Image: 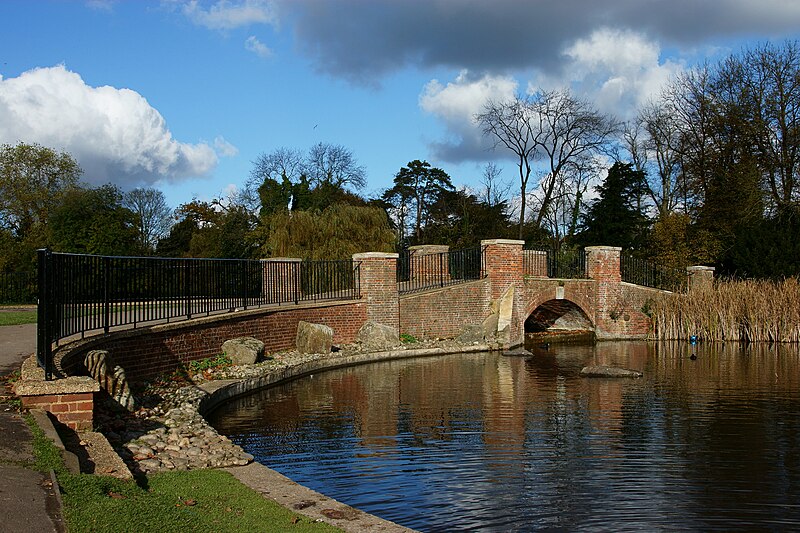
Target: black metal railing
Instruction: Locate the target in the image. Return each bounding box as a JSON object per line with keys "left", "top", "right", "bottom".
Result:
{"left": 621, "top": 254, "right": 686, "bottom": 292}
{"left": 0, "top": 271, "right": 37, "bottom": 304}
{"left": 36, "top": 250, "right": 361, "bottom": 379}
{"left": 523, "top": 247, "right": 588, "bottom": 279}
{"left": 397, "top": 246, "right": 486, "bottom": 294}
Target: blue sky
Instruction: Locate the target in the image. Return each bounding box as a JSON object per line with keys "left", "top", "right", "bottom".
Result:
{"left": 2, "top": 0, "right": 800, "bottom": 210}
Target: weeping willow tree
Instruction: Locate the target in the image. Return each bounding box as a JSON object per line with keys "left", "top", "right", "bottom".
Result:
{"left": 262, "top": 204, "right": 395, "bottom": 260}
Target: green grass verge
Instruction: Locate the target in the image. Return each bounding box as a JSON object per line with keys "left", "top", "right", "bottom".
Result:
{"left": 24, "top": 414, "right": 340, "bottom": 533}
{"left": 0, "top": 310, "right": 37, "bottom": 325}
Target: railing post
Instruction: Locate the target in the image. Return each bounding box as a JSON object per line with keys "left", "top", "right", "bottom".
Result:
{"left": 36, "top": 249, "right": 52, "bottom": 380}
{"left": 687, "top": 266, "right": 715, "bottom": 292}
{"left": 103, "top": 256, "right": 111, "bottom": 334}
{"left": 353, "top": 252, "right": 400, "bottom": 333}
{"left": 184, "top": 259, "right": 192, "bottom": 319}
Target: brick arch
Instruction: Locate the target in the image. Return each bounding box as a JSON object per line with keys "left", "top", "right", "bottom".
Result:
{"left": 524, "top": 298, "right": 594, "bottom": 332}
{"left": 523, "top": 282, "right": 595, "bottom": 325}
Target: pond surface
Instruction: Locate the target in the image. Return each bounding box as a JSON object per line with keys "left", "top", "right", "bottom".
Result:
{"left": 208, "top": 342, "right": 800, "bottom": 531}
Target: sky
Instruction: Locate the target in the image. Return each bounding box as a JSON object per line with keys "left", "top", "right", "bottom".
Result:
{"left": 2, "top": 0, "right": 800, "bottom": 211}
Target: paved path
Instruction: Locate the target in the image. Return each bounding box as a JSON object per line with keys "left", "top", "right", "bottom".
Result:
{"left": 0, "top": 323, "right": 36, "bottom": 376}
{"left": 0, "top": 319, "right": 63, "bottom": 532}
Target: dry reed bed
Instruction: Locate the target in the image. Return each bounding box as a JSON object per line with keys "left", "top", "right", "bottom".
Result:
{"left": 652, "top": 278, "right": 800, "bottom": 343}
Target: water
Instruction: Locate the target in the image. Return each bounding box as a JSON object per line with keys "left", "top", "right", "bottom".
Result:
{"left": 208, "top": 342, "right": 800, "bottom": 531}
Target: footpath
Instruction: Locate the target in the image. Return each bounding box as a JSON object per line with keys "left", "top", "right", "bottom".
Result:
{"left": 0, "top": 321, "right": 64, "bottom": 532}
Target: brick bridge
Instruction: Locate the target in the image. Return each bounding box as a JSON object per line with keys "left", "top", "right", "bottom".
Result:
{"left": 389, "top": 240, "right": 705, "bottom": 347}
{"left": 18, "top": 239, "right": 717, "bottom": 430}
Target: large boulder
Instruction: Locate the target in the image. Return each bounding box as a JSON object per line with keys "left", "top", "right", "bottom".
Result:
{"left": 356, "top": 321, "right": 399, "bottom": 351}
{"left": 580, "top": 365, "right": 643, "bottom": 378}
{"left": 456, "top": 324, "right": 485, "bottom": 344}
{"left": 221, "top": 337, "right": 265, "bottom": 365}
{"left": 296, "top": 321, "right": 334, "bottom": 354}
{"left": 84, "top": 350, "right": 136, "bottom": 411}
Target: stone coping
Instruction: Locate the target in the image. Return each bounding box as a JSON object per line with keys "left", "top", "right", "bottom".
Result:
{"left": 14, "top": 355, "right": 99, "bottom": 396}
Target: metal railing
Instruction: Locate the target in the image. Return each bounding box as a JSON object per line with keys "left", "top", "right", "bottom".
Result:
{"left": 621, "top": 254, "right": 686, "bottom": 292}
{"left": 397, "top": 246, "right": 486, "bottom": 294}
{"left": 523, "top": 247, "right": 588, "bottom": 279}
{"left": 36, "top": 250, "right": 361, "bottom": 379}
{"left": 0, "top": 271, "right": 37, "bottom": 304}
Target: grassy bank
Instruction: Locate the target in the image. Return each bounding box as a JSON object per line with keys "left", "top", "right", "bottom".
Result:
{"left": 651, "top": 277, "right": 800, "bottom": 342}
{"left": 0, "top": 310, "right": 37, "bottom": 326}
{"left": 25, "top": 415, "right": 339, "bottom": 533}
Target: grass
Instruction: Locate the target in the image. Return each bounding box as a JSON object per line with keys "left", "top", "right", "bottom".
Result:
{"left": 0, "top": 310, "right": 37, "bottom": 325}
{"left": 24, "top": 414, "right": 340, "bottom": 533}
{"left": 651, "top": 277, "right": 800, "bottom": 343}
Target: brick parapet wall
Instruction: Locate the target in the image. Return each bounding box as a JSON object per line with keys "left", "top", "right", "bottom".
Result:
{"left": 55, "top": 301, "right": 366, "bottom": 382}
{"left": 399, "top": 278, "right": 491, "bottom": 340}
{"left": 353, "top": 252, "right": 400, "bottom": 332}
{"left": 21, "top": 392, "right": 94, "bottom": 430}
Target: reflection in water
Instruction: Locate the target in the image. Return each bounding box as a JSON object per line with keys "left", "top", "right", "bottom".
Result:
{"left": 208, "top": 343, "right": 800, "bottom": 531}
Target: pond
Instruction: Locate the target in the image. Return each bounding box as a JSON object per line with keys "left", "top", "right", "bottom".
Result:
{"left": 207, "top": 342, "right": 800, "bottom": 531}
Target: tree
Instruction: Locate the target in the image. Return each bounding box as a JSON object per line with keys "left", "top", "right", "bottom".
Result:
{"left": 578, "top": 162, "right": 649, "bottom": 250}
{"left": 0, "top": 142, "right": 81, "bottom": 240}
{"left": 49, "top": 185, "right": 139, "bottom": 256}
{"left": 476, "top": 96, "right": 541, "bottom": 239}
{"left": 123, "top": 187, "right": 173, "bottom": 254}
{"left": 480, "top": 162, "right": 512, "bottom": 208}
{"left": 263, "top": 204, "right": 394, "bottom": 260}
{"left": 477, "top": 90, "right": 617, "bottom": 239}
{"left": 305, "top": 142, "right": 367, "bottom": 191}
{"left": 422, "top": 187, "right": 514, "bottom": 247}
{"left": 531, "top": 89, "right": 619, "bottom": 230}
{"left": 382, "top": 160, "right": 453, "bottom": 243}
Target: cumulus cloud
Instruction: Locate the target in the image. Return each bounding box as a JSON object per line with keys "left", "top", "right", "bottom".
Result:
{"left": 419, "top": 71, "right": 518, "bottom": 162}
{"left": 214, "top": 136, "right": 239, "bottom": 157}
{"left": 541, "top": 28, "right": 684, "bottom": 119}
{"left": 0, "top": 65, "right": 223, "bottom": 187}
{"left": 272, "top": 0, "right": 800, "bottom": 82}
{"left": 245, "top": 35, "right": 272, "bottom": 57}
{"left": 182, "top": 0, "right": 276, "bottom": 30}
{"left": 419, "top": 30, "right": 686, "bottom": 162}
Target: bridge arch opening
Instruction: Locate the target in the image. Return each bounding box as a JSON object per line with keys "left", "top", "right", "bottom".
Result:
{"left": 525, "top": 299, "right": 594, "bottom": 339}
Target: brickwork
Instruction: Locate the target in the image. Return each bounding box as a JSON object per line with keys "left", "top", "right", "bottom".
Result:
{"left": 353, "top": 252, "right": 400, "bottom": 332}
{"left": 482, "top": 239, "right": 526, "bottom": 346}
{"left": 57, "top": 301, "right": 367, "bottom": 382}
{"left": 21, "top": 392, "right": 94, "bottom": 430}
{"left": 399, "top": 278, "right": 490, "bottom": 339}
{"left": 687, "top": 266, "right": 715, "bottom": 291}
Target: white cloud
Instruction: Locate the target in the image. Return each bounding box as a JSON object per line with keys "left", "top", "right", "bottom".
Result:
{"left": 245, "top": 35, "right": 272, "bottom": 57}
{"left": 536, "top": 28, "right": 684, "bottom": 119}
{"left": 214, "top": 136, "right": 239, "bottom": 157}
{"left": 419, "top": 71, "right": 518, "bottom": 161}
{"left": 182, "top": 0, "right": 276, "bottom": 30}
{"left": 0, "top": 65, "right": 219, "bottom": 187}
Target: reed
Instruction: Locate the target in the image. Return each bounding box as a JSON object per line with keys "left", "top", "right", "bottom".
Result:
{"left": 651, "top": 277, "right": 800, "bottom": 343}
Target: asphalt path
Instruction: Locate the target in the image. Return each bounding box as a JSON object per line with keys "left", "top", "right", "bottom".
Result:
{"left": 0, "top": 323, "right": 36, "bottom": 376}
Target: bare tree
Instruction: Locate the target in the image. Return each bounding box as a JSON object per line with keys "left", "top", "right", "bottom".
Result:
{"left": 123, "top": 187, "right": 173, "bottom": 253}
{"left": 625, "top": 101, "right": 683, "bottom": 217}
{"left": 531, "top": 89, "right": 619, "bottom": 228}
{"left": 305, "top": 142, "right": 367, "bottom": 190}
{"left": 480, "top": 162, "right": 512, "bottom": 207}
{"left": 476, "top": 96, "right": 542, "bottom": 239}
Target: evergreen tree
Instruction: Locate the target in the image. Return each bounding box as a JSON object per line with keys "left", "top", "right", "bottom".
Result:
{"left": 578, "top": 162, "right": 649, "bottom": 250}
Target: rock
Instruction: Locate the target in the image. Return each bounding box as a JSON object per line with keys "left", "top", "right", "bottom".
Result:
{"left": 296, "top": 321, "right": 334, "bottom": 354}
{"left": 580, "top": 365, "right": 643, "bottom": 378}
{"left": 456, "top": 325, "right": 485, "bottom": 344}
{"left": 221, "top": 337, "right": 265, "bottom": 365}
{"left": 502, "top": 347, "right": 532, "bottom": 357}
{"left": 355, "top": 321, "right": 399, "bottom": 350}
